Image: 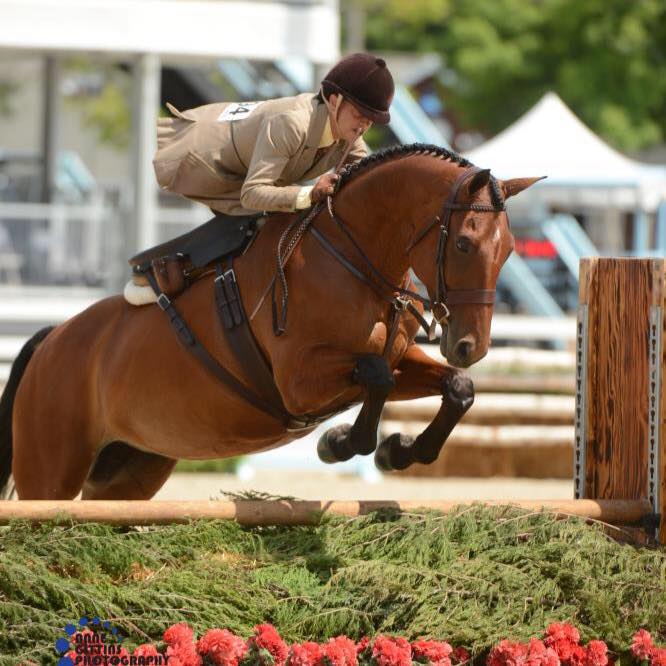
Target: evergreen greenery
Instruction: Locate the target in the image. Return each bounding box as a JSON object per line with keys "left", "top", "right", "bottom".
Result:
{"left": 0, "top": 504, "right": 664, "bottom": 664}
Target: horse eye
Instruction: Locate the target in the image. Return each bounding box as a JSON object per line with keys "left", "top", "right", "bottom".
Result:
{"left": 456, "top": 237, "right": 470, "bottom": 253}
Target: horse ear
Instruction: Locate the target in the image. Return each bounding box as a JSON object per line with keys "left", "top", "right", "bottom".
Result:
{"left": 467, "top": 168, "right": 491, "bottom": 196}
{"left": 502, "top": 176, "right": 546, "bottom": 199}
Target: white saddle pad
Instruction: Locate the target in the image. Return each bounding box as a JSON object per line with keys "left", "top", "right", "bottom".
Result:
{"left": 124, "top": 280, "right": 157, "bottom": 306}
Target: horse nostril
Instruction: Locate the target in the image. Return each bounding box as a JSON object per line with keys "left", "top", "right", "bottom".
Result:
{"left": 455, "top": 340, "right": 472, "bottom": 362}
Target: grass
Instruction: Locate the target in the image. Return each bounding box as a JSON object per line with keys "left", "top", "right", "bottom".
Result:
{"left": 0, "top": 504, "right": 664, "bottom": 665}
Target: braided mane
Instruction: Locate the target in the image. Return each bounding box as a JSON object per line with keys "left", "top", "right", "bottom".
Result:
{"left": 336, "top": 142, "right": 505, "bottom": 209}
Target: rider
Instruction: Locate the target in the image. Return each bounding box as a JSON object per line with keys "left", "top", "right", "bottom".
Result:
{"left": 153, "top": 53, "right": 394, "bottom": 217}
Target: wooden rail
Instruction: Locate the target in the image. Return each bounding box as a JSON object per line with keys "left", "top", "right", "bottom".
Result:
{"left": 383, "top": 394, "right": 574, "bottom": 426}
{"left": 0, "top": 499, "right": 654, "bottom": 527}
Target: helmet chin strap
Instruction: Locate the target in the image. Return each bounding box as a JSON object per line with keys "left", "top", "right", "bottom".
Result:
{"left": 320, "top": 87, "right": 363, "bottom": 172}
{"left": 321, "top": 86, "right": 344, "bottom": 140}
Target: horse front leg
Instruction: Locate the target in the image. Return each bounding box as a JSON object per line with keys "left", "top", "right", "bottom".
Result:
{"left": 318, "top": 355, "right": 394, "bottom": 463}
{"left": 374, "top": 344, "right": 474, "bottom": 471}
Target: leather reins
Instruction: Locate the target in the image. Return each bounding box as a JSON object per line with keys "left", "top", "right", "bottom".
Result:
{"left": 311, "top": 165, "right": 505, "bottom": 349}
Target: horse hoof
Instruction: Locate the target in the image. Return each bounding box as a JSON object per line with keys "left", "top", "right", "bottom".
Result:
{"left": 374, "top": 433, "right": 414, "bottom": 472}
{"left": 317, "top": 424, "right": 354, "bottom": 463}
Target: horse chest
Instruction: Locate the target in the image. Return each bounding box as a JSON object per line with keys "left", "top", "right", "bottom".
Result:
{"left": 368, "top": 321, "right": 409, "bottom": 361}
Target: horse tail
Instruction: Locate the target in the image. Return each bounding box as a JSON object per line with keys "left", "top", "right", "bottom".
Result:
{"left": 0, "top": 326, "right": 54, "bottom": 498}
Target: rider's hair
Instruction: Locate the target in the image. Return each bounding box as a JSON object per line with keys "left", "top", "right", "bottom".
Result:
{"left": 319, "top": 83, "right": 335, "bottom": 101}
{"left": 335, "top": 142, "right": 505, "bottom": 209}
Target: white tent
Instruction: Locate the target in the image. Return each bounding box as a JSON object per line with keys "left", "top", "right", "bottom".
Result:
{"left": 464, "top": 92, "right": 666, "bottom": 213}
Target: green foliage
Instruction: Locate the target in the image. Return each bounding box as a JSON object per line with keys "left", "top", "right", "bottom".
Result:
{"left": 63, "top": 59, "right": 131, "bottom": 150}
{"left": 78, "top": 81, "right": 131, "bottom": 150}
{"left": 364, "top": 0, "right": 666, "bottom": 151}
{"left": 174, "top": 457, "right": 243, "bottom": 474}
{"left": 0, "top": 505, "right": 664, "bottom": 664}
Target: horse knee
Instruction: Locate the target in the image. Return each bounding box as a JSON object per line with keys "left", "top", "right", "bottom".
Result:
{"left": 442, "top": 371, "right": 474, "bottom": 413}
{"left": 352, "top": 355, "right": 394, "bottom": 394}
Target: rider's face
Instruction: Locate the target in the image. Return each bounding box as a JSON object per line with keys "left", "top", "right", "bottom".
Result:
{"left": 329, "top": 94, "right": 373, "bottom": 143}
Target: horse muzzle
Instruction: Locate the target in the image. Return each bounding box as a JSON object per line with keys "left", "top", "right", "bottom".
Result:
{"left": 441, "top": 331, "right": 486, "bottom": 368}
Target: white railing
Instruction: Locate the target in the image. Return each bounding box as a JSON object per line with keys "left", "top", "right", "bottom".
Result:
{"left": 0, "top": 199, "right": 213, "bottom": 289}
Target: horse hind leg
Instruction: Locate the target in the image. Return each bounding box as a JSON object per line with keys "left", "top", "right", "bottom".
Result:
{"left": 12, "top": 382, "right": 98, "bottom": 500}
{"left": 81, "top": 442, "right": 177, "bottom": 500}
{"left": 317, "top": 355, "right": 394, "bottom": 463}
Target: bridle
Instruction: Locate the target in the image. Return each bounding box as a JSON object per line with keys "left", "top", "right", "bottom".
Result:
{"left": 404, "top": 165, "right": 505, "bottom": 337}
{"left": 268, "top": 164, "right": 506, "bottom": 352}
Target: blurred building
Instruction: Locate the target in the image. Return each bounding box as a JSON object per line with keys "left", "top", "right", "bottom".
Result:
{"left": 0, "top": 0, "right": 339, "bottom": 289}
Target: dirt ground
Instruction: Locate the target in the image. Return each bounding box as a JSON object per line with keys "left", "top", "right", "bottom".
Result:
{"left": 155, "top": 470, "right": 574, "bottom": 501}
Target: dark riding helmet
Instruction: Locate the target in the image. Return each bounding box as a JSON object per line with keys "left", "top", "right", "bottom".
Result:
{"left": 321, "top": 52, "right": 394, "bottom": 125}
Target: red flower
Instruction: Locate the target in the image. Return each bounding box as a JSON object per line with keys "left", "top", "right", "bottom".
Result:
{"left": 584, "top": 641, "right": 608, "bottom": 666}
{"left": 167, "top": 641, "right": 204, "bottom": 666}
{"left": 568, "top": 645, "right": 587, "bottom": 666}
{"left": 412, "top": 639, "right": 453, "bottom": 666}
{"left": 372, "top": 636, "right": 413, "bottom": 666}
{"left": 249, "top": 624, "right": 289, "bottom": 666}
{"left": 543, "top": 624, "right": 581, "bottom": 665}
{"left": 197, "top": 628, "right": 248, "bottom": 666}
{"left": 70, "top": 628, "right": 95, "bottom": 656}
{"left": 545, "top": 624, "right": 580, "bottom": 643}
{"left": 289, "top": 642, "right": 323, "bottom": 666}
{"left": 164, "top": 622, "right": 197, "bottom": 647}
{"left": 134, "top": 644, "right": 161, "bottom": 657}
{"left": 322, "top": 636, "right": 358, "bottom": 666}
{"left": 452, "top": 647, "right": 471, "bottom": 665}
{"left": 651, "top": 648, "right": 666, "bottom": 666}
{"left": 525, "top": 639, "right": 560, "bottom": 666}
{"left": 356, "top": 637, "right": 371, "bottom": 657}
{"left": 487, "top": 639, "right": 528, "bottom": 666}
{"left": 631, "top": 630, "right": 655, "bottom": 661}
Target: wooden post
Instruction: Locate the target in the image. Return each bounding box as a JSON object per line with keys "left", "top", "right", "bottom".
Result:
{"left": 576, "top": 258, "right": 665, "bottom": 542}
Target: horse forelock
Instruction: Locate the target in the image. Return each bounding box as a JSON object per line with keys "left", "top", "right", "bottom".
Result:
{"left": 334, "top": 142, "right": 505, "bottom": 209}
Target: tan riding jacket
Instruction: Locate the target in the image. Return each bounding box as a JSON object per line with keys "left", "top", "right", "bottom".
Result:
{"left": 153, "top": 93, "right": 369, "bottom": 215}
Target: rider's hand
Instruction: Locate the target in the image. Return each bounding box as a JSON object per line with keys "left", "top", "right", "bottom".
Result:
{"left": 310, "top": 173, "right": 339, "bottom": 204}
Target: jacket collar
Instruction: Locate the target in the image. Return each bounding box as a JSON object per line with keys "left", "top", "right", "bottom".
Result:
{"left": 304, "top": 96, "right": 333, "bottom": 149}
{"left": 318, "top": 116, "right": 335, "bottom": 148}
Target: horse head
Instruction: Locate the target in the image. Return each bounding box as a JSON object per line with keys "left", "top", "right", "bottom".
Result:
{"left": 409, "top": 167, "right": 544, "bottom": 368}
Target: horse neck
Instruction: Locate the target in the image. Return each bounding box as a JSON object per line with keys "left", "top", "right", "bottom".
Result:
{"left": 331, "top": 156, "right": 462, "bottom": 284}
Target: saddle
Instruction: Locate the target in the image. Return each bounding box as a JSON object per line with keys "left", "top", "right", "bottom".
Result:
{"left": 129, "top": 212, "right": 261, "bottom": 298}
{"left": 128, "top": 210, "right": 330, "bottom": 431}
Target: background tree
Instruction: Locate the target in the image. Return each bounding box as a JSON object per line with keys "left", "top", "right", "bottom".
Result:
{"left": 363, "top": 0, "right": 666, "bottom": 152}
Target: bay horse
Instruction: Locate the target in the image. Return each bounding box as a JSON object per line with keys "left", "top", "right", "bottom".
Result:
{"left": 0, "top": 144, "right": 541, "bottom": 501}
